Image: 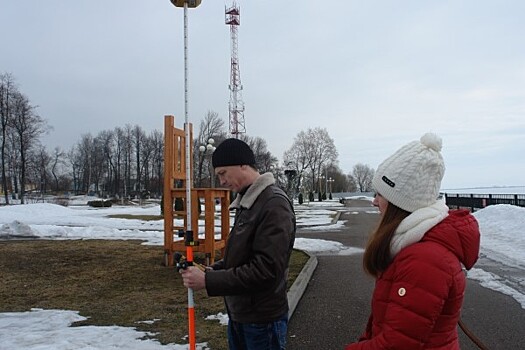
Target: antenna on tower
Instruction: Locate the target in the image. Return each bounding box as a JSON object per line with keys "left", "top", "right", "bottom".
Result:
{"left": 225, "top": 1, "right": 246, "bottom": 138}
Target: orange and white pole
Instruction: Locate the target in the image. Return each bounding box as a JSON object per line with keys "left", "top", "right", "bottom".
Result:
{"left": 186, "top": 244, "right": 196, "bottom": 349}
{"left": 183, "top": 2, "right": 196, "bottom": 349}
{"left": 169, "top": 1, "right": 203, "bottom": 349}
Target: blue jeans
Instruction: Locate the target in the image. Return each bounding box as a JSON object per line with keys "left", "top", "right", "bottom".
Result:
{"left": 227, "top": 314, "right": 288, "bottom": 350}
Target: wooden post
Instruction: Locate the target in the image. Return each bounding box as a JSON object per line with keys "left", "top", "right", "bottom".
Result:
{"left": 163, "top": 115, "right": 175, "bottom": 267}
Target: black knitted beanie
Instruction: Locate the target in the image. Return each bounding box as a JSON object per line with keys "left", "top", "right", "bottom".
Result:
{"left": 212, "top": 138, "right": 256, "bottom": 168}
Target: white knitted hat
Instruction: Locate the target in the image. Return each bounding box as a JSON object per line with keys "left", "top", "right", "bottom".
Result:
{"left": 372, "top": 133, "right": 445, "bottom": 212}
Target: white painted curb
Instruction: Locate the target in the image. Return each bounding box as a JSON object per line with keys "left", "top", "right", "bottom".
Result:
{"left": 287, "top": 251, "right": 318, "bottom": 319}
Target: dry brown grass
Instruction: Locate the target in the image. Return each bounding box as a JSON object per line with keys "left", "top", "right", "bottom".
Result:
{"left": 0, "top": 239, "right": 309, "bottom": 349}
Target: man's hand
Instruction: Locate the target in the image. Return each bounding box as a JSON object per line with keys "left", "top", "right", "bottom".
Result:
{"left": 180, "top": 266, "right": 206, "bottom": 291}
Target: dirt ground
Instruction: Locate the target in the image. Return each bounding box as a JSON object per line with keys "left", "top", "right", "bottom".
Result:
{"left": 0, "top": 239, "right": 308, "bottom": 349}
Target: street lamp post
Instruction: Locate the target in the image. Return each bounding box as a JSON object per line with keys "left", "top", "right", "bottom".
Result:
{"left": 327, "top": 177, "right": 335, "bottom": 198}
{"left": 199, "top": 138, "right": 216, "bottom": 187}
{"left": 318, "top": 175, "right": 325, "bottom": 201}
{"left": 325, "top": 168, "right": 328, "bottom": 195}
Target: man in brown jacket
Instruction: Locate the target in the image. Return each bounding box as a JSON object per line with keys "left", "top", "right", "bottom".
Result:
{"left": 180, "top": 138, "right": 296, "bottom": 350}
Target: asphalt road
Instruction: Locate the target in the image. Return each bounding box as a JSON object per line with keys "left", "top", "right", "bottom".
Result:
{"left": 287, "top": 199, "right": 525, "bottom": 350}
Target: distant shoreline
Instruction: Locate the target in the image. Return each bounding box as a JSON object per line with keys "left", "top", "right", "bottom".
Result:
{"left": 441, "top": 186, "right": 525, "bottom": 194}
{"left": 333, "top": 187, "right": 525, "bottom": 198}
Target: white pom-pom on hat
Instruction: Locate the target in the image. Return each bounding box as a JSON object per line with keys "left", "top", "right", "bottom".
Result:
{"left": 420, "top": 132, "right": 442, "bottom": 152}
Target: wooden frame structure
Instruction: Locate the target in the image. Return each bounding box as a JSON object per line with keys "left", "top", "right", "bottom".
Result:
{"left": 163, "top": 115, "right": 230, "bottom": 266}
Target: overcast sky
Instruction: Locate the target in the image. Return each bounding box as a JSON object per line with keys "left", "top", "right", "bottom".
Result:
{"left": 1, "top": 0, "right": 524, "bottom": 189}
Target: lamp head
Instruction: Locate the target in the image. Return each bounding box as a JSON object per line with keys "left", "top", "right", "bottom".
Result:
{"left": 170, "top": 0, "right": 202, "bottom": 8}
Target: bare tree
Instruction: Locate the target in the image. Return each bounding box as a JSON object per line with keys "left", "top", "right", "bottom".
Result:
{"left": 9, "top": 91, "right": 49, "bottom": 203}
{"left": 346, "top": 173, "right": 358, "bottom": 192}
{"left": 195, "top": 111, "right": 226, "bottom": 187}
{"left": 283, "top": 127, "right": 338, "bottom": 195}
{"left": 113, "top": 127, "right": 125, "bottom": 197}
{"left": 310, "top": 128, "right": 338, "bottom": 191}
{"left": 30, "top": 146, "right": 52, "bottom": 197}
{"left": 132, "top": 125, "right": 146, "bottom": 195}
{"left": 352, "top": 163, "right": 375, "bottom": 192}
{"left": 138, "top": 130, "right": 157, "bottom": 197}
{"left": 91, "top": 133, "right": 107, "bottom": 195}
{"left": 325, "top": 164, "right": 348, "bottom": 194}
{"left": 50, "top": 147, "right": 66, "bottom": 192}
{"left": 45, "top": 146, "right": 71, "bottom": 193}
{"left": 149, "top": 129, "right": 164, "bottom": 196}
{"left": 7, "top": 131, "right": 21, "bottom": 199}
{"left": 0, "top": 73, "right": 16, "bottom": 203}
{"left": 96, "top": 128, "right": 125, "bottom": 197}
{"left": 123, "top": 125, "right": 133, "bottom": 199}
{"left": 283, "top": 132, "right": 312, "bottom": 194}
{"left": 241, "top": 135, "right": 278, "bottom": 174}
{"left": 97, "top": 129, "right": 116, "bottom": 196}
{"left": 76, "top": 134, "right": 94, "bottom": 194}
{"left": 67, "top": 146, "right": 81, "bottom": 194}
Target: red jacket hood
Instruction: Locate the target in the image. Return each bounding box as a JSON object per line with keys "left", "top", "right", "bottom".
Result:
{"left": 423, "top": 209, "right": 480, "bottom": 270}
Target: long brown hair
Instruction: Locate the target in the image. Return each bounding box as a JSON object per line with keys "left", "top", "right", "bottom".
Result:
{"left": 363, "top": 202, "right": 410, "bottom": 277}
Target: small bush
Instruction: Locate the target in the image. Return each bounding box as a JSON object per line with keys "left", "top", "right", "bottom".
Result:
{"left": 87, "top": 199, "right": 113, "bottom": 208}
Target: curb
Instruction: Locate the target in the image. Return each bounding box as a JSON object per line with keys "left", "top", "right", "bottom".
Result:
{"left": 287, "top": 251, "right": 318, "bottom": 319}
{"left": 331, "top": 211, "right": 342, "bottom": 224}
{"left": 287, "top": 208, "right": 339, "bottom": 319}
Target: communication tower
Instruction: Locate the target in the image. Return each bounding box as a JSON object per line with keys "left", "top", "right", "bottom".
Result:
{"left": 225, "top": 1, "right": 246, "bottom": 138}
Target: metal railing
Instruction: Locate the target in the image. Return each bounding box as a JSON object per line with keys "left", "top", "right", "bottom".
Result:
{"left": 444, "top": 193, "right": 525, "bottom": 212}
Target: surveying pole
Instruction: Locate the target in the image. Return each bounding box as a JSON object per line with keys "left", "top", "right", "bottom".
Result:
{"left": 169, "top": 1, "right": 202, "bottom": 349}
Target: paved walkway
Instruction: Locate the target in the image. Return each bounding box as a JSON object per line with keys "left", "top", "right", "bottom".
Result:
{"left": 286, "top": 199, "right": 525, "bottom": 350}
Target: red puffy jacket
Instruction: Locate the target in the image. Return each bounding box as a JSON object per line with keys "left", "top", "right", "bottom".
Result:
{"left": 345, "top": 210, "right": 480, "bottom": 349}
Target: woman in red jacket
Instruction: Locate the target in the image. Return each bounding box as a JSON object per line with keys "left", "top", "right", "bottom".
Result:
{"left": 345, "top": 133, "right": 480, "bottom": 350}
